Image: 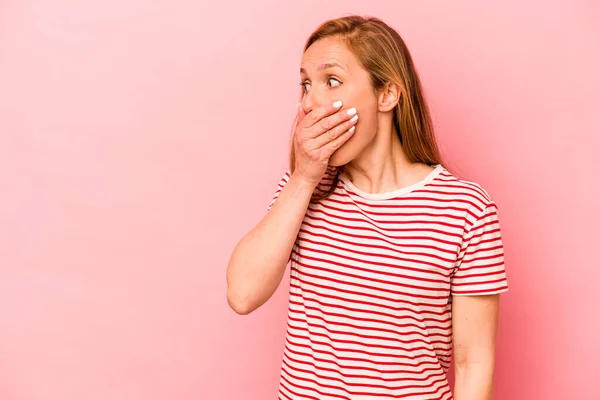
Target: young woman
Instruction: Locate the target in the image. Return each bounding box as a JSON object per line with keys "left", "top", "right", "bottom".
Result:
{"left": 227, "top": 15, "right": 508, "bottom": 400}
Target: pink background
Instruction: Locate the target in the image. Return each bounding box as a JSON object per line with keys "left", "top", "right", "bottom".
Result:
{"left": 1, "top": 1, "right": 599, "bottom": 399}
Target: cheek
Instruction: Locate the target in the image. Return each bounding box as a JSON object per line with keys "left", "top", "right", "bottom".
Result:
{"left": 346, "top": 108, "right": 378, "bottom": 149}
{"left": 353, "top": 90, "right": 378, "bottom": 120}
{"left": 355, "top": 104, "right": 378, "bottom": 134}
{"left": 344, "top": 87, "right": 378, "bottom": 133}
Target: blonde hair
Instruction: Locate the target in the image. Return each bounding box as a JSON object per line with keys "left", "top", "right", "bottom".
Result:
{"left": 290, "top": 15, "right": 448, "bottom": 201}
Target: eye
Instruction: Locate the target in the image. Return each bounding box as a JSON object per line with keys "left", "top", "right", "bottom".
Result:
{"left": 299, "top": 77, "right": 342, "bottom": 94}
{"left": 328, "top": 77, "right": 342, "bottom": 88}
{"left": 299, "top": 81, "right": 311, "bottom": 93}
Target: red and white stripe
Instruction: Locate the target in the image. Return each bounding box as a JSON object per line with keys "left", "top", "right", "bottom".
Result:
{"left": 267, "top": 164, "right": 508, "bottom": 399}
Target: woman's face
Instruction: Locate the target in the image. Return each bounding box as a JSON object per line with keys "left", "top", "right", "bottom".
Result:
{"left": 299, "top": 36, "right": 379, "bottom": 167}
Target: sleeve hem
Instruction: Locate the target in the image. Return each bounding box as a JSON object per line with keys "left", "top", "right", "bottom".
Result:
{"left": 451, "top": 286, "right": 509, "bottom": 296}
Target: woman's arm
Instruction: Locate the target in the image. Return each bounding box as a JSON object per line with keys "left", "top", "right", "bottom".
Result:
{"left": 226, "top": 174, "right": 316, "bottom": 315}
{"left": 452, "top": 294, "right": 501, "bottom": 400}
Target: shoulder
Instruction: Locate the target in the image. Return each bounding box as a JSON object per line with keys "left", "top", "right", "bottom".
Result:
{"left": 437, "top": 168, "right": 496, "bottom": 211}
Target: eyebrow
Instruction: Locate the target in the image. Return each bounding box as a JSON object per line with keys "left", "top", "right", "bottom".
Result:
{"left": 300, "top": 62, "right": 347, "bottom": 75}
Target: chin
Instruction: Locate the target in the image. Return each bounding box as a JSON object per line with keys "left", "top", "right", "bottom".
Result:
{"left": 328, "top": 131, "right": 370, "bottom": 167}
{"left": 328, "top": 146, "right": 356, "bottom": 167}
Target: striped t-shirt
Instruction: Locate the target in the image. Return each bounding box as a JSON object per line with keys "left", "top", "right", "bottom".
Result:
{"left": 266, "top": 163, "right": 508, "bottom": 400}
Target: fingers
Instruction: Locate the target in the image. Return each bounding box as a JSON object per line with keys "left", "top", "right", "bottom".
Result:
{"left": 313, "top": 112, "right": 359, "bottom": 149}
{"left": 306, "top": 106, "right": 358, "bottom": 139}
{"left": 292, "top": 100, "right": 357, "bottom": 171}
{"left": 320, "top": 123, "right": 356, "bottom": 155}
{"left": 300, "top": 100, "right": 343, "bottom": 129}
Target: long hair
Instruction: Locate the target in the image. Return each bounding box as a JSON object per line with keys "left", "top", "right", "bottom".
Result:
{"left": 289, "top": 15, "right": 448, "bottom": 201}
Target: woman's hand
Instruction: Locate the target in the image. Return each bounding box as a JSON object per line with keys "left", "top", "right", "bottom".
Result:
{"left": 292, "top": 100, "right": 358, "bottom": 186}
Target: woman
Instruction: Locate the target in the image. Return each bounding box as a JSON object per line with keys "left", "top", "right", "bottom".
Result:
{"left": 226, "top": 15, "right": 508, "bottom": 400}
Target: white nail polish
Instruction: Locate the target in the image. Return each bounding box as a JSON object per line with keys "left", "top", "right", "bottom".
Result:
{"left": 347, "top": 107, "right": 357, "bottom": 116}
{"left": 349, "top": 114, "right": 358, "bottom": 123}
{"left": 333, "top": 100, "right": 343, "bottom": 108}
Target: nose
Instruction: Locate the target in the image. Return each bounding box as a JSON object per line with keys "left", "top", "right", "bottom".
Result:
{"left": 300, "top": 94, "right": 315, "bottom": 115}
{"left": 301, "top": 87, "right": 327, "bottom": 116}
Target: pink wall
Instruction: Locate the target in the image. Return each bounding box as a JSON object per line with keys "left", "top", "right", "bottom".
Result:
{"left": 1, "top": 1, "right": 598, "bottom": 399}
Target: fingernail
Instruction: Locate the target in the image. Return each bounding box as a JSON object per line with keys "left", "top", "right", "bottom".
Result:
{"left": 349, "top": 114, "right": 358, "bottom": 123}
{"left": 333, "top": 100, "right": 343, "bottom": 108}
{"left": 347, "top": 107, "right": 357, "bottom": 116}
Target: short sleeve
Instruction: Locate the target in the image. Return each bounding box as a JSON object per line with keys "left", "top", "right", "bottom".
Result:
{"left": 451, "top": 201, "right": 509, "bottom": 296}
{"left": 266, "top": 169, "right": 292, "bottom": 212}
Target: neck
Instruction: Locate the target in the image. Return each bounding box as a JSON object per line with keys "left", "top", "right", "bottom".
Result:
{"left": 341, "top": 118, "right": 430, "bottom": 194}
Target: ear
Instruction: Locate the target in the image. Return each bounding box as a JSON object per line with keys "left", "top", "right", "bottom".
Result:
{"left": 377, "top": 82, "right": 401, "bottom": 113}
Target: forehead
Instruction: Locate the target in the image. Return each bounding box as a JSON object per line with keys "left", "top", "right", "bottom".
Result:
{"left": 300, "top": 37, "right": 357, "bottom": 73}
